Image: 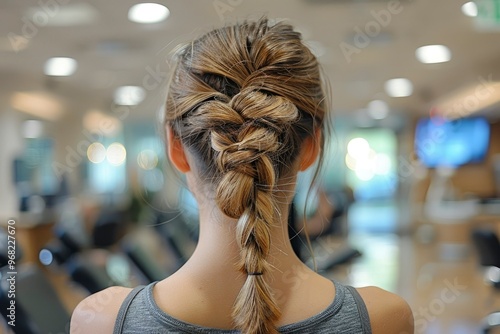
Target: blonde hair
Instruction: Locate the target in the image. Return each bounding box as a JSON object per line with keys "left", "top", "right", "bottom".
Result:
{"left": 165, "top": 17, "right": 326, "bottom": 334}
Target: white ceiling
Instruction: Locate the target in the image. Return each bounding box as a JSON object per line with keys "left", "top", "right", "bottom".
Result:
{"left": 1, "top": 0, "right": 500, "bottom": 124}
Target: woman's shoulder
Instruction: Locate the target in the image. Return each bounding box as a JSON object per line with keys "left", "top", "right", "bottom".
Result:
{"left": 70, "top": 286, "right": 132, "bottom": 334}
{"left": 356, "top": 286, "right": 414, "bottom": 334}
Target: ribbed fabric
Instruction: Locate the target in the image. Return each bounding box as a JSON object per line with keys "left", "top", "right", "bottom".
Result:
{"left": 113, "top": 280, "right": 372, "bottom": 334}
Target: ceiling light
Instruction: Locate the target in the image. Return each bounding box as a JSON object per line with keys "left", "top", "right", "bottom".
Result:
{"left": 462, "top": 2, "right": 478, "bottom": 17}
{"left": 416, "top": 45, "right": 451, "bottom": 64}
{"left": 113, "top": 86, "right": 146, "bottom": 105}
{"left": 11, "top": 91, "right": 64, "bottom": 121}
{"left": 128, "top": 3, "right": 170, "bottom": 24}
{"left": 44, "top": 57, "right": 77, "bottom": 76}
{"left": 367, "top": 100, "right": 390, "bottom": 119}
{"left": 25, "top": 3, "right": 99, "bottom": 26}
{"left": 384, "top": 78, "right": 413, "bottom": 97}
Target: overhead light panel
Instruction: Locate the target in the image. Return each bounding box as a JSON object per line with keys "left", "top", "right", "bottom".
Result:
{"left": 11, "top": 91, "right": 64, "bottom": 121}
{"left": 44, "top": 57, "right": 77, "bottom": 76}
{"left": 384, "top": 78, "right": 413, "bottom": 97}
{"left": 25, "top": 3, "right": 99, "bottom": 26}
{"left": 462, "top": 2, "right": 478, "bottom": 17}
{"left": 416, "top": 45, "right": 451, "bottom": 64}
{"left": 114, "top": 86, "right": 146, "bottom": 106}
{"left": 128, "top": 3, "right": 170, "bottom": 24}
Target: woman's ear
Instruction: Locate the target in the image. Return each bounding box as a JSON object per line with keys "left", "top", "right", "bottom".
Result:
{"left": 299, "top": 129, "right": 322, "bottom": 171}
{"left": 166, "top": 125, "right": 190, "bottom": 173}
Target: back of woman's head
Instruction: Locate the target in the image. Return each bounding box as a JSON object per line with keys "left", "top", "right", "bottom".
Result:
{"left": 165, "top": 17, "right": 326, "bottom": 334}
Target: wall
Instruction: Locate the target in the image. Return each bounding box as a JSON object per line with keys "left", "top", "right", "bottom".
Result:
{"left": 449, "top": 121, "right": 500, "bottom": 198}
{"left": 410, "top": 119, "right": 500, "bottom": 202}
{"left": 0, "top": 109, "right": 24, "bottom": 219}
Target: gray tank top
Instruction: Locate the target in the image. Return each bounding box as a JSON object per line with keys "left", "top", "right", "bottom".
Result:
{"left": 113, "top": 280, "right": 372, "bottom": 333}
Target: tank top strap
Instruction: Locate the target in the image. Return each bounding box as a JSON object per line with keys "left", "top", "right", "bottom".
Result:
{"left": 345, "top": 286, "right": 372, "bottom": 334}
{"left": 113, "top": 285, "right": 147, "bottom": 334}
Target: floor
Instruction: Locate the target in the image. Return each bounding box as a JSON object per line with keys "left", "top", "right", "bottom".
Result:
{"left": 2, "top": 218, "right": 499, "bottom": 334}
{"left": 317, "top": 232, "right": 500, "bottom": 334}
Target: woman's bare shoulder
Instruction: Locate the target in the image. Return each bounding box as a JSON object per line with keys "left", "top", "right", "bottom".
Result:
{"left": 356, "top": 286, "right": 414, "bottom": 334}
{"left": 70, "top": 286, "right": 132, "bottom": 334}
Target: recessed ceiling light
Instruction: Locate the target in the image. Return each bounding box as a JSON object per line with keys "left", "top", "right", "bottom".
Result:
{"left": 367, "top": 100, "right": 390, "bottom": 119}
{"left": 462, "top": 2, "right": 478, "bottom": 17}
{"left": 44, "top": 57, "right": 77, "bottom": 76}
{"left": 384, "top": 78, "right": 413, "bottom": 97}
{"left": 416, "top": 45, "right": 451, "bottom": 64}
{"left": 25, "top": 3, "right": 99, "bottom": 26}
{"left": 114, "top": 86, "right": 146, "bottom": 105}
{"left": 128, "top": 3, "right": 170, "bottom": 24}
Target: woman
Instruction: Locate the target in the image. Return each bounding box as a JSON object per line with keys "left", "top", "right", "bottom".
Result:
{"left": 71, "top": 17, "right": 414, "bottom": 334}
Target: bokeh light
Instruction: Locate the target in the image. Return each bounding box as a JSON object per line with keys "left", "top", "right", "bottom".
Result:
{"left": 106, "top": 142, "right": 126, "bottom": 166}
{"left": 87, "top": 142, "right": 106, "bottom": 163}
{"left": 347, "top": 138, "right": 370, "bottom": 160}
{"left": 137, "top": 149, "right": 158, "bottom": 170}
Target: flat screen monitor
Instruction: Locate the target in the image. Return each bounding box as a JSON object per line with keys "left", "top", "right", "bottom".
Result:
{"left": 415, "top": 116, "right": 490, "bottom": 168}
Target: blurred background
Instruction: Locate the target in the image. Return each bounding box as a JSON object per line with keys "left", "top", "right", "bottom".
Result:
{"left": 1, "top": 0, "right": 500, "bottom": 333}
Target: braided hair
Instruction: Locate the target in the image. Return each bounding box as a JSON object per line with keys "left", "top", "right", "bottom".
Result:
{"left": 165, "top": 17, "right": 326, "bottom": 334}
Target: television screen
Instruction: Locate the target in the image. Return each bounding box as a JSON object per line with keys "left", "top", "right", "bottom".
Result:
{"left": 415, "top": 117, "right": 490, "bottom": 168}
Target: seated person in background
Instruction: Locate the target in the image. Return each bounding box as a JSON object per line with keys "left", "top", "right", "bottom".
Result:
{"left": 290, "top": 185, "right": 354, "bottom": 241}
{"left": 71, "top": 17, "right": 414, "bottom": 334}
{"left": 294, "top": 188, "right": 339, "bottom": 239}
{"left": 289, "top": 186, "right": 359, "bottom": 267}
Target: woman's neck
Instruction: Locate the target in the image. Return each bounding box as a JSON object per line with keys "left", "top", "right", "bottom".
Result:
{"left": 179, "top": 198, "right": 305, "bottom": 280}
